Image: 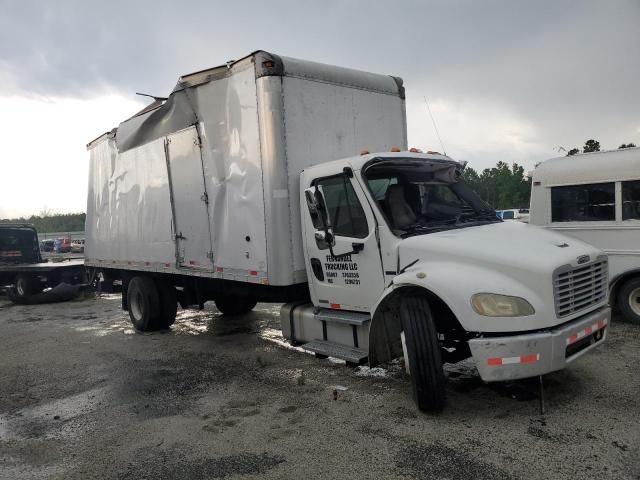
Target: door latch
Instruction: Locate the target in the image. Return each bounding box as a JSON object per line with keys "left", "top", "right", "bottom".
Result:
{"left": 200, "top": 192, "right": 209, "bottom": 204}
{"left": 176, "top": 232, "right": 186, "bottom": 240}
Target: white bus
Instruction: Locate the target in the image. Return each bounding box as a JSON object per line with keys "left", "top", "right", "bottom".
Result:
{"left": 530, "top": 147, "right": 640, "bottom": 323}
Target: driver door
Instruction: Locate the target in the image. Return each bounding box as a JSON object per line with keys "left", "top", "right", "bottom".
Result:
{"left": 302, "top": 173, "right": 385, "bottom": 312}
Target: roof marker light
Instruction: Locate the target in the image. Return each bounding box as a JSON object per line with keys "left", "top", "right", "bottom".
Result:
{"left": 390, "top": 147, "right": 401, "bottom": 152}
{"left": 360, "top": 149, "right": 370, "bottom": 155}
{"left": 409, "top": 147, "right": 422, "bottom": 153}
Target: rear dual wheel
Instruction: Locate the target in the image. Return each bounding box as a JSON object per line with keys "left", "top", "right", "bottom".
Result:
{"left": 12, "top": 273, "right": 41, "bottom": 300}
{"left": 127, "top": 276, "right": 177, "bottom": 331}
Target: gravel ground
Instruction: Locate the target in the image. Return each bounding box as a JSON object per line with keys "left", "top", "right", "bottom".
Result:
{"left": 0, "top": 293, "right": 638, "bottom": 479}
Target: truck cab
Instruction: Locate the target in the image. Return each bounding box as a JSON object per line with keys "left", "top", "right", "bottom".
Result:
{"left": 282, "top": 151, "right": 610, "bottom": 411}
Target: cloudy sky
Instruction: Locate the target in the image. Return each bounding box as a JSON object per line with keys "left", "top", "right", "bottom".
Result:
{"left": 1, "top": 0, "right": 638, "bottom": 218}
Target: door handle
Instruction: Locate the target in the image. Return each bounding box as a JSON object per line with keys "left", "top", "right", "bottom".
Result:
{"left": 176, "top": 232, "right": 186, "bottom": 240}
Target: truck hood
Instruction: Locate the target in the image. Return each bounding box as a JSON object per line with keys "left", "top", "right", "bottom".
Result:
{"left": 398, "top": 221, "right": 602, "bottom": 276}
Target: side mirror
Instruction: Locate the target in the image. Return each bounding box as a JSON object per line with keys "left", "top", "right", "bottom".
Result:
{"left": 304, "top": 186, "right": 335, "bottom": 250}
{"left": 314, "top": 229, "right": 334, "bottom": 250}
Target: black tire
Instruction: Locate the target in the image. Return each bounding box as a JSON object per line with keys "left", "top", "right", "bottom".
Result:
{"left": 214, "top": 295, "right": 257, "bottom": 315}
{"left": 400, "top": 295, "right": 446, "bottom": 412}
{"left": 14, "top": 274, "right": 37, "bottom": 299}
{"left": 155, "top": 279, "right": 178, "bottom": 328}
{"left": 127, "top": 276, "right": 161, "bottom": 331}
{"left": 617, "top": 277, "right": 640, "bottom": 325}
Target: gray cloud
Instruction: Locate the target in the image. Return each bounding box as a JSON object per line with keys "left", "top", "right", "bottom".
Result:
{"left": 1, "top": 0, "right": 639, "bottom": 169}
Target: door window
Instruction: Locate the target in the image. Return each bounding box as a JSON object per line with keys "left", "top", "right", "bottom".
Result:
{"left": 622, "top": 180, "right": 640, "bottom": 220}
{"left": 314, "top": 176, "right": 369, "bottom": 238}
{"left": 551, "top": 183, "right": 615, "bottom": 222}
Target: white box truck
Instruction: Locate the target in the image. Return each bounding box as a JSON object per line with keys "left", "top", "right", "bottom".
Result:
{"left": 86, "top": 51, "right": 610, "bottom": 411}
{"left": 530, "top": 147, "right": 640, "bottom": 324}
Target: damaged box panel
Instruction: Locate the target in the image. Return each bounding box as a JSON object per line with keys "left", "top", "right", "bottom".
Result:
{"left": 86, "top": 51, "right": 407, "bottom": 286}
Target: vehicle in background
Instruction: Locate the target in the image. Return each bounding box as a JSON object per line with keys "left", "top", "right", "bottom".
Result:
{"left": 40, "top": 239, "right": 55, "bottom": 252}
{"left": 530, "top": 147, "right": 640, "bottom": 323}
{"left": 495, "top": 209, "right": 529, "bottom": 222}
{"left": 71, "top": 239, "right": 85, "bottom": 253}
{"left": 86, "top": 51, "right": 610, "bottom": 412}
{"left": 0, "top": 224, "right": 84, "bottom": 300}
{"left": 54, "top": 238, "right": 72, "bottom": 253}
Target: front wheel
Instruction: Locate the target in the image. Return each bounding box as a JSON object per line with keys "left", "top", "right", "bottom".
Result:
{"left": 215, "top": 295, "right": 257, "bottom": 316}
{"left": 400, "top": 295, "right": 446, "bottom": 412}
{"left": 617, "top": 277, "right": 640, "bottom": 325}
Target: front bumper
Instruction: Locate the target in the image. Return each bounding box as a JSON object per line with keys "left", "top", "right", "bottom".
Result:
{"left": 468, "top": 306, "right": 610, "bottom": 382}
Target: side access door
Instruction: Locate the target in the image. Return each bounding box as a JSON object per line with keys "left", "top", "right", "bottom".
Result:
{"left": 302, "top": 171, "right": 385, "bottom": 312}
{"left": 165, "top": 126, "right": 214, "bottom": 270}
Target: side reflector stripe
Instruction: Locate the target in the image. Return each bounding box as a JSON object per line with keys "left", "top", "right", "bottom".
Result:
{"left": 566, "top": 318, "right": 608, "bottom": 345}
{"left": 487, "top": 353, "right": 540, "bottom": 366}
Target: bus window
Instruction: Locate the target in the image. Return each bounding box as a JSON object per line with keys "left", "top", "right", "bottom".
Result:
{"left": 551, "top": 183, "right": 615, "bottom": 222}
{"left": 622, "top": 180, "right": 640, "bottom": 220}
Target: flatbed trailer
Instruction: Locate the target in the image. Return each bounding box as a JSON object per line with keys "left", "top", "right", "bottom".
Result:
{"left": 0, "top": 224, "right": 85, "bottom": 300}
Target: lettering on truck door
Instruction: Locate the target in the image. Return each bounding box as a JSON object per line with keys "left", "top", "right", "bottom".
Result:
{"left": 304, "top": 174, "right": 385, "bottom": 311}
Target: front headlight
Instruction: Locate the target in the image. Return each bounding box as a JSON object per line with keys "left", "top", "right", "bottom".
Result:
{"left": 471, "top": 293, "right": 535, "bottom": 317}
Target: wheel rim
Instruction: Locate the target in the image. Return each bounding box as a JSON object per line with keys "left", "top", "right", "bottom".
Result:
{"left": 131, "top": 290, "right": 144, "bottom": 321}
{"left": 16, "top": 278, "right": 25, "bottom": 296}
{"left": 629, "top": 287, "right": 640, "bottom": 316}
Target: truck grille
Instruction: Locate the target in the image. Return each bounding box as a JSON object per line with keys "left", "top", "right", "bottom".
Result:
{"left": 553, "top": 258, "right": 608, "bottom": 318}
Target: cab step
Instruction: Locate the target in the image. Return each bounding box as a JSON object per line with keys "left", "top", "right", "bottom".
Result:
{"left": 315, "top": 309, "right": 370, "bottom": 326}
{"left": 302, "top": 339, "right": 368, "bottom": 364}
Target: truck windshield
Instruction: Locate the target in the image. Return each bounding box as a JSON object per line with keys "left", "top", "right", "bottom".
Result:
{"left": 363, "top": 159, "right": 500, "bottom": 237}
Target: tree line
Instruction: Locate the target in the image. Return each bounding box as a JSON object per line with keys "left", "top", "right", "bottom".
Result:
{"left": 1, "top": 212, "right": 86, "bottom": 233}
{"left": 462, "top": 138, "right": 637, "bottom": 209}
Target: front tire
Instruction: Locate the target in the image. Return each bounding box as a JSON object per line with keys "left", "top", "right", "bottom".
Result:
{"left": 127, "top": 276, "right": 161, "bottom": 331}
{"left": 400, "top": 295, "right": 446, "bottom": 412}
{"left": 214, "top": 295, "right": 257, "bottom": 315}
{"left": 617, "top": 277, "right": 640, "bottom": 325}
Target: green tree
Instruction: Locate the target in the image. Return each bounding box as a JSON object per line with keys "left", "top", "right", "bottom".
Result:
{"left": 619, "top": 143, "right": 636, "bottom": 149}
{"left": 462, "top": 162, "right": 531, "bottom": 209}
{"left": 567, "top": 148, "right": 580, "bottom": 156}
{"left": 583, "top": 139, "right": 600, "bottom": 153}
{"left": 0, "top": 213, "right": 86, "bottom": 234}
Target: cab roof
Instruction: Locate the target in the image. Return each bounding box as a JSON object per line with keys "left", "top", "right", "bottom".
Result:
{"left": 304, "top": 151, "right": 463, "bottom": 175}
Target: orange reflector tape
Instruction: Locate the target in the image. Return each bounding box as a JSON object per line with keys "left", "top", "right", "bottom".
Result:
{"left": 566, "top": 318, "right": 607, "bottom": 345}
{"left": 330, "top": 303, "right": 341, "bottom": 309}
{"left": 487, "top": 353, "right": 540, "bottom": 366}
